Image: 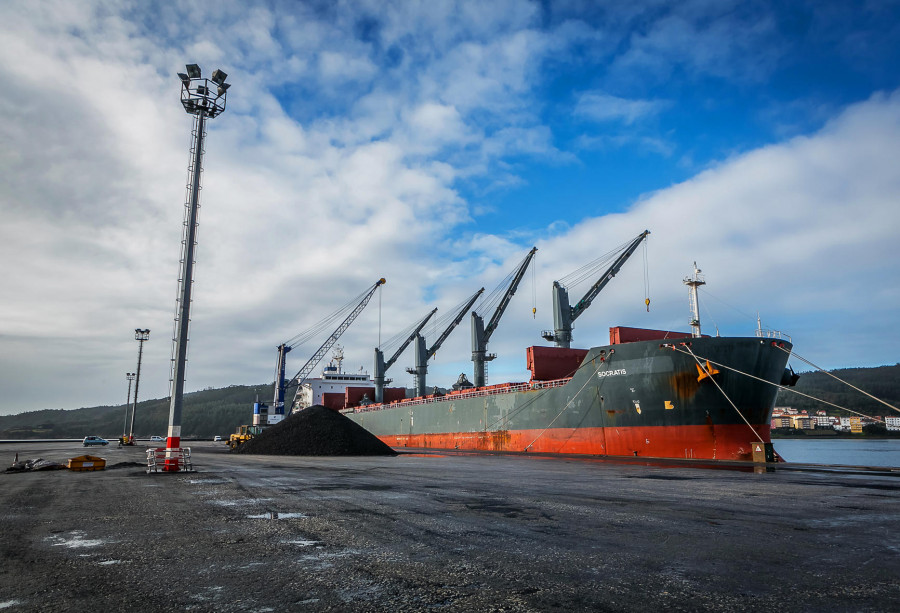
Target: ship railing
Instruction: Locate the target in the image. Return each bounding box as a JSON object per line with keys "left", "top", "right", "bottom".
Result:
{"left": 755, "top": 328, "right": 792, "bottom": 342}
{"left": 347, "top": 377, "right": 573, "bottom": 414}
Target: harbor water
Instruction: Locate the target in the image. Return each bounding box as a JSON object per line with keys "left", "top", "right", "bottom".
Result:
{"left": 773, "top": 438, "right": 900, "bottom": 467}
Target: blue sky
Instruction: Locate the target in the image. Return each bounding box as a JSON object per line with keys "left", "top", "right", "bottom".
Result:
{"left": 1, "top": 0, "right": 899, "bottom": 415}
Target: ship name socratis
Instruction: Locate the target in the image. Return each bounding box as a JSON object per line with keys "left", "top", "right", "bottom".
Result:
{"left": 597, "top": 369, "right": 627, "bottom": 378}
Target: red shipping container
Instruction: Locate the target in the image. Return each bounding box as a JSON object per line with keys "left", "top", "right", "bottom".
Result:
{"left": 526, "top": 346, "right": 589, "bottom": 381}
{"left": 345, "top": 386, "right": 406, "bottom": 407}
{"left": 322, "top": 392, "right": 345, "bottom": 411}
{"left": 609, "top": 326, "right": 700, "bottom": 344}
{"left": 345, "top": 386, "right": 376, "bottom": 407}
{"left": 382, "top": 387, "right": 407, "bottom": 403}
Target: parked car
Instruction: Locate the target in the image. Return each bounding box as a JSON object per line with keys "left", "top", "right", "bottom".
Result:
{"left": 149, "top": 435, "right": 164, "bottom": 442}
{"left": 213, "top": 435, "right": 222, "bottom": 442}
{"left": 83, "top": 436, "right": 109, "bottom": 447}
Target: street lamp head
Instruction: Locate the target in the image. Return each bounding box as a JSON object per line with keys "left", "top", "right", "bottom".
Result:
{"left": 179, "top": 63, "right": 229, "bottom": 118}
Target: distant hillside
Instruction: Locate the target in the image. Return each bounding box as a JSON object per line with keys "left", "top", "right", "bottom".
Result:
{"left": 775, "top": 364, "right": 900, "bottom": 417}
{"left": 0, "top": 384, "right": 271, "bottom": 440}
{"left": 2, "top": 363, "right": 897, "bottom": 440}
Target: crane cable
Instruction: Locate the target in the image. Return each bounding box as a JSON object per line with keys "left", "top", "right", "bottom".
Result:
{"left": 284, "top": 285, "right": 373, "bottom": 349}
{"left": 523, "top": 356, "right": 611, "bottom": 452}
{"left": 558, "top": 240, "right": 628, "bottom": 288}
{"left": 666, "top": 345, "right": 891, "bottom": 423}
{"left": 643, "top": 237, "right": 651, "bottom": 312}
{"left": 484, "top": 348, "right": 605, "bottom": 433}
{"left": 531, "top": 250, "right": 537, "bottom": 318}
{"left": 681, "top": 344, "right": 765, "bottom": 443}
{"left": 773, "top": 346, "right": 900, "bottom": 415}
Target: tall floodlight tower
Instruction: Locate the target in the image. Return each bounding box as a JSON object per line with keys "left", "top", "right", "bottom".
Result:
{"left": 129, "top": 329, "right": 150, "bottom": 442}
{"left": 164, "top": 64, "right": 230, "bottom": 467}
{"left": 122, "top": 372, "right": 135, "bottom": 441}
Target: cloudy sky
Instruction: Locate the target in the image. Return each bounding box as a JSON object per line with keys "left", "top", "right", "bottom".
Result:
{"left": 2, "top": 0, "right": 899, "bottom": 415}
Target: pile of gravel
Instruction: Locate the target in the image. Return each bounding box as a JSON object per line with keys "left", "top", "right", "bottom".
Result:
{"left": 234, "top": 405, "right": 396, "bottom": 456}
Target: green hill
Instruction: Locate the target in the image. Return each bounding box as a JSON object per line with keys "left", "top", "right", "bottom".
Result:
{"left": 776, "top": 364, "right": 900, "bottom": 417}
{"left": 0, "top": 384, "right": 272, "bottom": 440}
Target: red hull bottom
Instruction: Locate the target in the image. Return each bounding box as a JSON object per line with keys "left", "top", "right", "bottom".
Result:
{"left": 381, "top": 424, "right": 773, "bottom": 461}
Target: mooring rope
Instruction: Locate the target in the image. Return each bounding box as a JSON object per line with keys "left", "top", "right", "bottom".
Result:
{"left": 680, "top": 344, "right": 765, "bottom": 444}
{"left": 774, "top": 346, "right": 900, "bottom": 415}
{"left": 667, "top": 345, "right": 887, "bottom": 424}
{"left": 523, "top": 355, "right": 611, "bottom": 452}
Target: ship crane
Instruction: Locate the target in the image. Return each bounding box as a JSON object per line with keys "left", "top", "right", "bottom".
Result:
{"left": 406, "top": 287, "right": 485, "bottom": 397}
{"left": 288, "top": 278, "right": 386, "bottom": 411}
{"left": 373, "top": 307, "right": 438, "bottom": 403}
{"left": 263, "top": 278, "right": 386, "bottom": 422}
{"left": 542, "top": 230, "right": 649, "bottom": 348}
{"left": 471, "top": 247, "right": 538, "bottom": 387}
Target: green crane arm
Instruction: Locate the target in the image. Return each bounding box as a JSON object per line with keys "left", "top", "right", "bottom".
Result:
{"left": 384, "top": 308, "right": 438, "bottom": 371}
{"left": 569, "top": 231, "right": 649, "bottom": 322}
{"left": 427, "top": 288, "right": 484, "bottom": 360}
{"left": 484, "top": 247, "right": 538, "bottom": 341}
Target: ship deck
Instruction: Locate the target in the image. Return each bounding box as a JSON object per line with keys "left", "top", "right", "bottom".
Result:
{"left": 347, "top": 376, "right": 572, "bottom": 413}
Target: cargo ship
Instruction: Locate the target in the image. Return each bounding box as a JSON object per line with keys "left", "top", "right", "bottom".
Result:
{"left": 340, "top": 261, "right": 796, "bottom": 462}
{"left": 342, "top": 330, "right": 792, "bottom": 461}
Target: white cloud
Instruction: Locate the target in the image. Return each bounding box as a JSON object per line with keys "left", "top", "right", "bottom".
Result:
{"left": 575, "top": 91, "right": 671, "bottom": 125}
{"left": 531, "top": 90, "right": 900, "bottom": 374}
{"left": 0, "top": 1, "right": 897, "bottom": 417}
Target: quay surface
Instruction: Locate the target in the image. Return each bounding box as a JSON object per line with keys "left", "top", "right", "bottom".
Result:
{"left": 1, "top": 441, "right": 897, "bottom": 612}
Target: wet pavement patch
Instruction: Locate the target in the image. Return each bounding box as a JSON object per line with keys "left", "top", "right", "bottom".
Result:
{"left": 45, "top": 531, "right": 109, "bottom": 549}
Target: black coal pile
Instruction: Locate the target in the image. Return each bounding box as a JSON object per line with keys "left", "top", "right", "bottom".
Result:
{"left": 234, "top": 405, "right": 396, "bottom": 456}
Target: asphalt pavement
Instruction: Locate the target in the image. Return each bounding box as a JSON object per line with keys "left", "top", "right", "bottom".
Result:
{"left": 1, "top": 441, "right": 898, "bottom": 612}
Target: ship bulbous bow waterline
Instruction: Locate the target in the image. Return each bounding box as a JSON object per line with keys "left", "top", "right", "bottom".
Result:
{"left": 344, "top": 336, "right": 792, "bottom": 462}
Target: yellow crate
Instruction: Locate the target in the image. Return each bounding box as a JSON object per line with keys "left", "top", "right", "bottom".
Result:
{"left": 67, "top": 455, "right": 107, "bottom": 471}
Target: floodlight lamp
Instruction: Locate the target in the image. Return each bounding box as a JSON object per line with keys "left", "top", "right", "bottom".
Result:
{"left": 217, "top": 83, "right": 230, "bottom": 96}
{"left": 178, "top": 72, "right": 190, "bottom": 85}
{"left": 211, "top": 69, "right": 227, "bottom": 85}
{"left": 196, "top": 85, "right": 208, "bottom": 96}
{"left": 185, "top": 64, "right": 201, "bottom": 79}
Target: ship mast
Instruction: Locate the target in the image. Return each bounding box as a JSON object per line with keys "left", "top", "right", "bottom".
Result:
{"left": 683, "top": 262, "right": 705, "bottom": 338}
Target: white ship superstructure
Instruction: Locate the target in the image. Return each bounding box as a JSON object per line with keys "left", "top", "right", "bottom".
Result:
{"left": 293, "top": 348, "right": 372, "bottom": 410}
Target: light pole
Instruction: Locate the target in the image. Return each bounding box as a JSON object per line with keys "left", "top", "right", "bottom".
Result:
{"left": 122, "top": 372, "right": 135, "bottom": 442}
{"left": 130, "top": 329, "right": 150, "bottom": 443}
{"left": 165, "top": 63, "right": 230, "bottom": 464}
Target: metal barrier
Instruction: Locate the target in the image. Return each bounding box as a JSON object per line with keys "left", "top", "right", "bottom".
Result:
{"left": 146, "top": 447, "right": 193, "bottom": 473}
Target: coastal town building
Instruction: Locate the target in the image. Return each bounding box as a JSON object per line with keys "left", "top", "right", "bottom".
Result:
{"left": 770, "top": 408, "right": 888, "bottom": 433}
